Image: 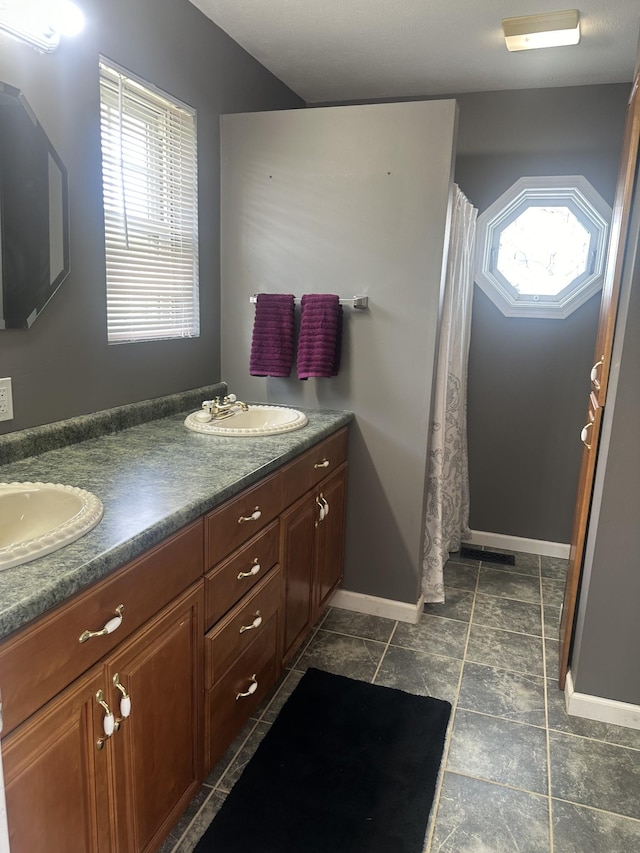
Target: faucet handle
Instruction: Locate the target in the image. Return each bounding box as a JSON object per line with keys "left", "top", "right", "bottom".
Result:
{"left": 225, "top": 394, "right": 237, "bottom": 404}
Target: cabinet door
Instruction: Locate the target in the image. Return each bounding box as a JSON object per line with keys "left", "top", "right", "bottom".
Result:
{"left": 105, "top": 583, "right": 203, "bottom": 853}
{"left": 281, "top": 493, "right": 316, "bottom": 661}
{"left": 314, "top": 465, "right": 347, "bottom": 617}
{"left": 3, "top": 665, "right": 111, "bottom": 853}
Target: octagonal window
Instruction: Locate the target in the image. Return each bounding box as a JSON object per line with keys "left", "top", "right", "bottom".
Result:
{"left": 475, "top": 176, "right": 611, "bottom": 319}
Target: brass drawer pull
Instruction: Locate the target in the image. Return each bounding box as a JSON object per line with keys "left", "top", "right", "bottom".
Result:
{"left": 96, "top": 689, "right": 115, "bottom": 750}
{"left": 238, "top": 507, "right": 261, "bottom": 524}
{"left": 113, "top": 673, "right": 131, "bottom": 728}
{"left": 237, "top": 559, "right": 261, "bottom": 580}
{"left": 236, "top": 674, "right": 258, "bottom": 700}
{"left": 80, "top": 604, "right": 124, "bottom": 644}
{"left": 239, "top": 611, "right": 262, "bottom": 634}
{"left": 314, "top": 459, "right": 330, "bottom": 469}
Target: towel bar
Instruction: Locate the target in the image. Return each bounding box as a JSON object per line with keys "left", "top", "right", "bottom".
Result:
{"left": 249, "top": 294, "right": 368, "bottom": 309}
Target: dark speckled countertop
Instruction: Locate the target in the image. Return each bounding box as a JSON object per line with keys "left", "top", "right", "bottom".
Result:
{"left": 0, "top": 384, "right": 352, "bottom": 641}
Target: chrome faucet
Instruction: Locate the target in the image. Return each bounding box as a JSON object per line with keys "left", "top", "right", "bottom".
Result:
{"left": 201, "top": 394, "right": 249, "bottom": 420}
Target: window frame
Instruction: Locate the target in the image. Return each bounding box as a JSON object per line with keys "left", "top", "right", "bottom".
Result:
{"left": 99, "top": 57, "right": 200, "bottom": 344}
{"left": 474, "top": 176, "right": 611, "bottom": 319}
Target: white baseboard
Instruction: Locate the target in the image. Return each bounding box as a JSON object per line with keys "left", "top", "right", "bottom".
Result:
{"left": 565, "top": 670, "right": 640, "bottom": 730}
{"left": 468, "top": 529, "right": 570, "bottom": 559}
{"left": 329, "top": 589, "right": 424, "bottom": 624}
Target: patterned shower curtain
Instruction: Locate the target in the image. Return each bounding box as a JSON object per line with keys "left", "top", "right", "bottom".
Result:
{"left": 422, "top": 185, "right": 477, "bottom": 603}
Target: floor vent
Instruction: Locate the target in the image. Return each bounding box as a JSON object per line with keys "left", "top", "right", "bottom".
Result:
{"left": 460, "top": 546, "right": 515, "bottom": 566}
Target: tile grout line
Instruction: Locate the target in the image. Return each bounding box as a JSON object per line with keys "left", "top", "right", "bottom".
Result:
{"left": 424, "top": 560, "right": 480, "bottom": 852}
{"left": 169, "top": 785, "right": 218, "bottom": 853}
{"left": 444, "top": 767, "right": 550, "bottom": 799}
{"left": 549, "top": 795, "right": 640, "bottom": 824}
{"left": 169, "top": 715, "right": 262, "bottom": 853}
{"left": 540, "top": 554, "right": 555, "bottom": 853}
{"left": 371, "top": 619, "right": 398, "bottom": 683}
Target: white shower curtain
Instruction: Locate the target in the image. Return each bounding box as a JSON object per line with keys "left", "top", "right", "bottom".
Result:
{"left": 422, "top": 185, "right": 477, "bottom": 603}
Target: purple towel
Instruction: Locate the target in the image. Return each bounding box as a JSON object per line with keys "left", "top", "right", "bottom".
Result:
{"left": 297, "top": 294, "right": 342, "bottom": 379}
{"left": 250, "top": 293, "right": 295, "bottom": 377}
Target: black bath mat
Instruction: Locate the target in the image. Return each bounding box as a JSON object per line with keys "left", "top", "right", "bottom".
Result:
{"left": 194, "top": 668, "right": 451, "bottom": 853}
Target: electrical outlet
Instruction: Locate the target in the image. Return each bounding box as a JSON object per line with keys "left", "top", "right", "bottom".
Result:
{"left": 0, "top": 377, "right": 14, "bottom": 422}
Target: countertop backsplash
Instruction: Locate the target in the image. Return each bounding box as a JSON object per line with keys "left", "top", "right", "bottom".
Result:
{"left": 0, "top": 383, "right": 228, "bottom": 465}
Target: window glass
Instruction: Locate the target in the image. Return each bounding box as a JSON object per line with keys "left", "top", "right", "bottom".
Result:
{"left": 475, "top": 177, "right": 611, "bottom": 318}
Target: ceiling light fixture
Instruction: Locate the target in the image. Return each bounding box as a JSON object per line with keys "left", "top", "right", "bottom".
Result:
{"left": 502, "top": 9, "right": 580, "bottom": 52}
{"left": 0, "top": 0, "right": 85, "bottom": 52}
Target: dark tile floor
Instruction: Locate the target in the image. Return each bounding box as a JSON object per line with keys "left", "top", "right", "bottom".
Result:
{"left": 160, "top": 549, "right": 640, "bottom": 852}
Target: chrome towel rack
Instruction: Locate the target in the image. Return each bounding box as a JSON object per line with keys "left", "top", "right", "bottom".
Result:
{"left": 249, "top": 294, "right": 369, "bottom": 309}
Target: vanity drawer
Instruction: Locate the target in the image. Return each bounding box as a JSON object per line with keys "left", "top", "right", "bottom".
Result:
{"left": 281, "top": 428, "right": 348, "bottom": 504}
{"left": 0, "top": 519, "right": 204, "bottom": 736}
{"left": 204, "top": 521, "right": 279, "bottom": 629}
{"left": 205, "top": 471, "right": 284, "bottom": 568}
{"left": 205, "top": 566, "right": 282, "bottom": 687}
{"left": 204, "top": 613, "right": 279, "bottom": 772}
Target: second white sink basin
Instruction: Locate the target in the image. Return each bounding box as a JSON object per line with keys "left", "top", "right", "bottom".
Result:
{"left": 184, "top": 404, "right": 308, "bottom": 436}
{"left": 0, "top": 482, "right": 104, "bottom": 571}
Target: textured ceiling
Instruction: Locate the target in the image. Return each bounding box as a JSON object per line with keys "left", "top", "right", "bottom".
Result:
{"left": 188, "top": 0, "right": 639, "bottom": 103}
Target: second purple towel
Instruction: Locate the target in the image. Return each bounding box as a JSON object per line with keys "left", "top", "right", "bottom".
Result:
{"left": 297, "top": 294, "right": 342, "bottom": 379}
{"left": 249, "top": 293, "right": 295, "bottom": 377}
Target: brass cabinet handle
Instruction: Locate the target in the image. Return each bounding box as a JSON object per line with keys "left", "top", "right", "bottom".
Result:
{"left": 580, "top": 422, "right": 593, "bottom": 450}
{"left": 236, "top": 674, "right": 258, "bottom": 700}
{"left": 113, "top": 673, "right": 131, "bottom": 728}
{"left": 316, "top": 495, "right": 325, "bottom": 525}
{"left": 314, "top": 459, "right": 330, "bottom": 469}
{"left": 238, "top": 507, "right": 261, "bottom": 524}
{"left": 96, "top": 689, "right": 115, "bottom": 750}
{"left": 237, "top": 559, "right": 261, "bottom": 580}
{"left": 239, "top": 611, "right": 262, "bottom": 634}
{"left": 80, "top": 604, "right": 124, "bottom": 644}
{"left": 321, "top": 496, "right": 329, "bottom": 517}
{"left": 590, "top": 357, "right": 604, "bottom": 390}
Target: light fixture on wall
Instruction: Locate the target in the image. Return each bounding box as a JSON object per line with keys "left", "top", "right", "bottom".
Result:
{"left": 0, "top": 0, "right": 84, "bottom": 52}
{"left": 502, "top": 9, "right": 580, "bottom": 52}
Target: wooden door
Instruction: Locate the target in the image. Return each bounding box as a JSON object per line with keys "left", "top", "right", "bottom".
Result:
{"left": 3, "top": 665, "right": 112, "bottom": 853}
{"left": 314, "top": 466, "right": 347, "bottom": 618}
{"left": 559, "top": 71, "right": 640, "bottom": 688}
{"left": 106, "top": 583, "right": 203, "bottom": 853}
{"left": 281, "top": 493, "right": 317, "bottom": 662}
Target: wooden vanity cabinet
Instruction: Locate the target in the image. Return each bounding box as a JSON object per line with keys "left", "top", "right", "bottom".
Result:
{"left": 0, "top": 425, "right": 349, "bottom": 852}
{"left": 104, "top": 583, "right": 203, "bottom": 853}
{"left": 2, "top": 665, "right": 111, "bottom": 853}
{"left": 279, "top": 428, "right": 349, "bottom": 662}
{"left": 200, "top": 426, "right": 348, "bottom": 767}
{"left": 1, "top": 523, "right": 205, "bottom": 853}
{"left": 281, "top": 464, "right": 347, "bottom": 662}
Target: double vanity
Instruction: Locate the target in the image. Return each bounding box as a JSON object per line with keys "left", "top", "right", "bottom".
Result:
{"left": 0, "top": 385, "right": 352, "bottom": 852}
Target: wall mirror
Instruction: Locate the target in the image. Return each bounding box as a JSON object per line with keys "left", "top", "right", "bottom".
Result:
{"left": 0, "top": 81, "right": 69, "bottom": 329}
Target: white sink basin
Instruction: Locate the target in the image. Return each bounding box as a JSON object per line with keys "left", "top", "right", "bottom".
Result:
{"left": 0, "top": 482, "right": 104, "bottom": 571}
{"left": 184, "top": 404, "right": 308, "bottom": 436}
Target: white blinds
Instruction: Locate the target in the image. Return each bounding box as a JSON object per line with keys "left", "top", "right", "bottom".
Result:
{"left": 99, "top": 60, "right": 199, "bottom": 343}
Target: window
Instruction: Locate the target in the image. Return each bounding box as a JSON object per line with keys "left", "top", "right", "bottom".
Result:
{"left": 475, "top": 176, "right": 611, "bottom": 319}
{"left": 99, "top": 59, "right": 199, "bottom": 343}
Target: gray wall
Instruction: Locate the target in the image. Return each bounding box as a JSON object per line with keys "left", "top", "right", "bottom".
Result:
{"left": 219, "top": 101, "right": 458, "bottom": 604}
{"left": 0, "top": 0, "right": 302, "bottom": 435}
{"left": 454, "top": 85, "right": 630, "bottom": 542}
{"left": 570, "top": 172, "right": 640, "bottom": 705}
